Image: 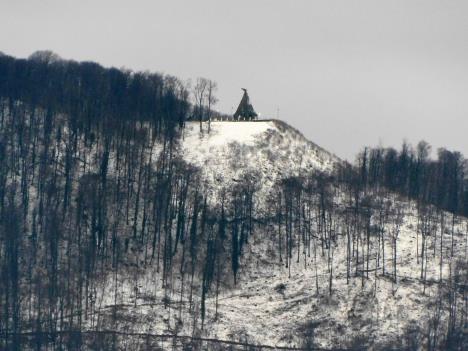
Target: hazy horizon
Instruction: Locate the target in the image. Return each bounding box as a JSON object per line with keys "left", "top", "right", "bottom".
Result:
{"left": 2, "top": 0, "right": 467, "bottom": 161}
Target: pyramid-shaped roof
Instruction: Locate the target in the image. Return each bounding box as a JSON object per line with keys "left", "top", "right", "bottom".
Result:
{"left": 233, "top": 89, "right": 258, "bottom": 121}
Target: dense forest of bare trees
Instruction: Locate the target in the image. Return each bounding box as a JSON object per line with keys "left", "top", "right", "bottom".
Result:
{"left": 354, "top": 142, "right": 468, "bottom": 218}
{"left": 0, "top": 52, "right": 268, "bottom": 350}
{"left": 0, "top": 53, "right": 466, "bottom": 350}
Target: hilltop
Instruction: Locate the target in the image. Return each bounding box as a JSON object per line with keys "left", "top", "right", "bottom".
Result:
{"left": 180, "top": 120, "right": 339, "bottom": 207}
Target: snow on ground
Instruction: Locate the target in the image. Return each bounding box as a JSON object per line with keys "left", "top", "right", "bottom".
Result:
{"left": 91, "top": 201, "right": 467, "bottom": 349}
{"left": 181, "top": 120, "right": 338, "bottom": 172}
{"left": 204, "top": 205, "right": 467, "bottom": 349}
{"left": 183, "top": 121, "right": 275, "bottom": 149}
{"left": 86, "top": 120, "right": 466, "bottom": 349}
{"left": 92, "top": 202, "right": 467, "bottom": 349}
{"left": 180, "top": 120, "right": 339, "bottom": 208}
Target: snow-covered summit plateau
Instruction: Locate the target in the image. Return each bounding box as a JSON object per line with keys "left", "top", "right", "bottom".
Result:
{"left": 180, "top": 120, "right": 339, "bottom": 205}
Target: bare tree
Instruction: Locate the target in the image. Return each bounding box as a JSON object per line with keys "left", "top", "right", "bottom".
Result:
{"left": 390, "top": 202, "right": 404, "bottom": 292}
{"left": 206, "top": 80, "right": 218, "bottom": 133}
{"left": 193, "top": 78, "right": 208, "bottom": 133}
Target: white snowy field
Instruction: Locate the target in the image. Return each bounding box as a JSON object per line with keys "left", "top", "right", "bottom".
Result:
{"left": 181, "top": 120, "right": 338, "bottom": 173}
{"left": 180, "top": 120, "right": 339, "bottom": 208}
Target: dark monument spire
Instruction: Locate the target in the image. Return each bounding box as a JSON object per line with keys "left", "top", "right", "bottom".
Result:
{"left": 233, "top": 88, "right": 258, "bottom": 121}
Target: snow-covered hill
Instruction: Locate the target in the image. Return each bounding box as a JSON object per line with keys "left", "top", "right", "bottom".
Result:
{"left": 5, "top": 51, "right": 466, "bottom": 350}
{"left": 92, "top": 120, "right": 467, "bottom": 350}
{"left": 180, "top": 120, "right": 340, "bottom": 207}
{"left": 182, "top": 120, "right": 338, "bottom": 173}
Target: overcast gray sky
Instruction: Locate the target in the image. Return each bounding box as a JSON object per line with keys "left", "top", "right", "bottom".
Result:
{"left": 1, "top": 0, "right": 467, "bottom": 160}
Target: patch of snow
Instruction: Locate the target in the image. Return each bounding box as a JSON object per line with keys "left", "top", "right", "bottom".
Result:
{"left": 179, "top": 120, "right": 339, "bottom": 208}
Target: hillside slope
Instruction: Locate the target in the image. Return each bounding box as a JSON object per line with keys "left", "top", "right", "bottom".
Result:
{"left": 94, "top": 120, "right": 467, "bottom": 350}
{"left": 180, "top": 120, "right": 339, "bottom": 207}
{"left": 3, "top": 51, "right": 465, "bottom": 350}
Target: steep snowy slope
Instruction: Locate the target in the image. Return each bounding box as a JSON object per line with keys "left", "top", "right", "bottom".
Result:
{"left": 97, "top": 199, "right": 467, "bottom": 349}
{"left": 180, "top": 120, "right": 340, "bottom": 205}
